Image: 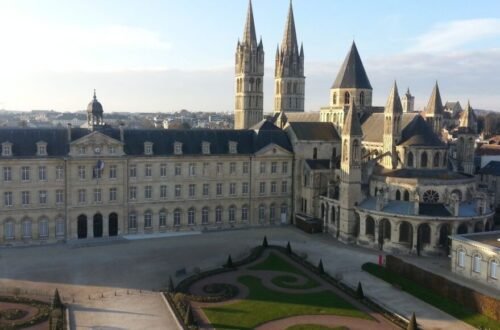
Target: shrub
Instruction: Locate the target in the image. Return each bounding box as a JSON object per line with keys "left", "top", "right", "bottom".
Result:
{"left": 225, "top": 255, "right": 234, "bottom": 268}
{"left": 356, "top": 282, "right": 364, "bottom": 300}
{"left": 262, "top": 236, "right": 268, "bottom": 248}
{"left": 286, "top": 241, "right": 292, "bottom": 254}
{"left": 318, "top": 259, "right": 324, "bottom": 274}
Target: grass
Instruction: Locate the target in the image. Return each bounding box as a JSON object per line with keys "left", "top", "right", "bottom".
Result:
{"left": 203, "top": 275, "right": 369, "bottom": 330}
{"left": 249, "top": 252, "right": 319, "bottom": 289}
{"left": 362, "top": 262, "right": 500, "bottom": 330}
{"left": 286, "top": 326, "right": 349, "bottom": 330}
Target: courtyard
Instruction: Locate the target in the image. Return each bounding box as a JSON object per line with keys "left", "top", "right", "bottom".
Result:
{"left": 0, "top": 226, "right": 476, "bottom": 329}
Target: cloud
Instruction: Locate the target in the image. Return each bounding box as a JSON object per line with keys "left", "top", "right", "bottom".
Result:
{"left": 410, "top": 18, "right": 500, "bottom": 53}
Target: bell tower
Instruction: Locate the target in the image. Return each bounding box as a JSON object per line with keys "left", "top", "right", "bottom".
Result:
{"left": 456, "top": 101, "right": 477, "bottom": 175}
{"left": 382, "top": 81, "right": 403, "bottom": 169}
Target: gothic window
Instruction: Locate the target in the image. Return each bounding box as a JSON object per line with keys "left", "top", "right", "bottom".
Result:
{"left": 256, "top": 78, "right": 261, "bottom": 92}
{"left": 403, "top": 190, "right": 410, "bottom": 201}
{"left": 359, "top": 91, "right": 365, "bottom": 106}
{"left": 422, "top": 190, "right": 439, "bottom": 203}
{"left": 433, "top": 152, "right": 440, "bottom": 167}
{"left": 249, "top": 78, "right": 254, "bottom": 92}
{"left": 313, "top": 147, "right": 318, "bottom": 160}
{"left": 407, "top": 152, "right": 414, "bottom": 167}
{"left": 399, "top": 222, "right": 412, "bottom": 243}
{"left": 293, "top": 82, "right": 297, "bottom": 94}
{"left": 421, "top": 152, "right": 428, "bottom": 168}
{"left": 333, "top": 93, "right": 337, "bottom": 105}
{"left": 365, "top": 216, "right": 375, "bottom": 236}
{"left": 287, "top": 82, "right": 291, "bottom": 94}
{"left": 352, "top": 140, "right": 360, "bottom": 162}
{"left": 418, "top": 224, "right": 431, "bottom": 244}
{"left": 395, "top": 190, "right": 401, "bottom": 200}
{"left": 344, "top": 92, "right": 350, "bottom": 104}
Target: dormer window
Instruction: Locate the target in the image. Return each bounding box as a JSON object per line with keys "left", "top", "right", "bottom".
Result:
{"left": 2, "top": 142, "right": 12, "bottom": 156}
{"left": 37, "top": 141, "right": 47, "bottom": 156}
{"left": 144, "top": 142, "right": 153, "bottom": 155}
{"left": 229, "top": 141, "right": 238, "bottom": 154}
{"left": 174, "top": 142, "right": 183, "bottom": 155}
{"left": 202, "top": 141, "right": 210, "bottom": 155}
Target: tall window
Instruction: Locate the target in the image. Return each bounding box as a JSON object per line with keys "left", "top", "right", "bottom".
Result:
{"left": 359, "top": 91, "right": 365, "bottom": 106}
{"left": 229, "top": 162, "right": 236, "bottom": 174}
{"left": 203, "top": 183, "right": 209, "bottom": 196}
{"left": 22, "top": 220, "right": 32, "bottom": 238}
{"left": 129, "top": 165, "right": 137, "bottom": 178}
{"left": 421, "top": 152, "right": 428, "bottom": 168}
{"left": 229, "top": 206, "right": 236, "bottom": 222}
{"left": 259, "top": 162, "right": 266, "bottom": 174}
{"left": 282, "top": 162, "right": 288, "bottom": 174}
{"left": 174, "top": 209, "right": 181, "bottom": 226}
{"left": 433, "top": 152, "right": 440, "bottom": 168}
{"left": 38, "top": 166, "right": 47, "bottom": 181}
{"left": 159, "top": 211, "right": 167, "bottom": 227}
{"left": 145, "top": 164, "right": 152, "bottom": 177}
{"left": 215, "top": 206, "right": 222, "bottom": 223}
{"left": 3, "top": 167, "right": 12, "bottom": 182}
{"left": 56, "top": 219, "right": 65, "bottom": 237}
{"left": 21, "top": 191, "right": 30, "bottom": 205}
{"left": 270, "top": 204, "right": 276, "bottom": 220}
{"left": 21, "top": 166, "right": 31, "bottom": 181}
{"left": 271, "top": 162, "right": 277, "bottom": 174}
{"left": 175, "top": 185, "right": 182, "bottom": 198}
{"left": 109, "top": 188, "right": 117, "bottom": 201}
{"left": 216, "top": 183, "right": 223, "bottom": 196}
{"left": 259, "top": 182, "right": 266, "bottom": 194}
{"left": 4, "top": 221, "right": 14, "bottom": 239}
{"left": 344, "top": 92, "right": 350, "bottom": 104}
{"left": 259, "top": 205, "right": 265, "bottom": 222}
{"left": 175, "top": 164, "right": 182, "bottom": 176}
{"left": 109, "top": 165, "right": 117, "bottom": 179}
{"left": 78, "top": 189, "right": 86, "bottom": 203}
{"left": 160, "top": 164, "right": 167, "bottom": 177}
{"left": 78, "top": 166, "right": 86, "bottom": 180}
{"left": 128, "top": 213, "right": 137, "bottom": 229}
{"left": 243, "top": 162, "right": 249, "bottom": 174}
{"left": 281, "top": 181, "right": 288, "bottom": 193}
{"left": 188, "top": 208, "right": 195, "bottom": 225}
{"left": 229, "top": 183, "right": 236, "bottom": 195}
{"left": 4, "top": 192, "right": 12, "bottom": 207}
{"left": 473, "top": 254, "right": 481, "bottom": 273}
{"left": 189, "top": 184, "right": 196, "bottom": 197}
{"left": 94, "top": 188, "right": 102, "bottom": 203}
{"left": 144, "top": 211, "right": 152, "bottom": 228}
{"left": 313, "top": 148, "right": 318, "bottom": 160}
{"left": 332, "top": 92, "right": 337, "bottom": 105}
{"left": 39, "top": 190, "right": 47, "bottom": 204}
{"left": 241, "top": 206, "right": 248, "bottom": 221}
{"left": 145, "top": 185, "right": 152, "bottom": 199}
{"left": 242, "top": 182, "right": 249, "bottom": 195}
{"left": 189, "top": 163, "right": 196, "bottom": 176}
{"left": 216, "top": 163, "right": 223, "bottom": 175}
{"left": 160, "top": 185, "right": 168, "bottom": 199}
{"left": 202, "top": 207, "right": 209, "bottom": 224}
{"left": 407, "top": 152, "right": 414, "bottom": 167}
{"left": 56, "top": 166, "right": 64, "bottom": 180}
{"left": 129, "top": 186, "right": 137, "bottom": 200}
{"left": 490, "top": 260, "right": 498, "bottom": 279}
{"left": 271, "top": 182, "right": 277, "bottom": 194}
{"left": 39, "top": 219, "right": 49, "bottom": 238}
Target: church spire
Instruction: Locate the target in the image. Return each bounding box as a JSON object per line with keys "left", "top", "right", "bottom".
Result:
{"left": 459, "top": 100, "right": 477, "bottom": 133}
{"left": 242, "top": 0, "right": 257, "bottom": 48}
{"left": 385, "top": 81, "right": 403, "bottom": 114}
{"left": 343, "top": 98, "right": 363, "bottom": 137}
{"left": 281, "top": 0, "right": 298, "bottom": 55}
{"left": 426, "top": 81, "right": 444, "bottom": 115}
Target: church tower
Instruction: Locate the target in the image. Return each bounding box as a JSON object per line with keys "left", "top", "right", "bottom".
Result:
{"left": 456, "top": 101, "right": 477, "bottom": 175}
{"left": 425, "top": 82, "right": 444, "bottom": 136}
{"left": 339, "top": 99, "right": 363, "bottom": 243}
{"left": 274, "top": 1, "right": 305, "bottom": 113}
{"left": 234, "top": 0, "right": 264, "bottom": 129}
{"left": 382, "top": 82, "right": 403, "bottom": 169}
{"left": 402, "top": 87, "right": 414, "bottom": 113}
{"left": 87, "top": 89, "right": 104, "bottom": 130}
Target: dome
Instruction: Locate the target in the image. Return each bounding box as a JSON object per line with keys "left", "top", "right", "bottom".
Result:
{"left": 87, "top": 90, "right": 103, "bottom": 114}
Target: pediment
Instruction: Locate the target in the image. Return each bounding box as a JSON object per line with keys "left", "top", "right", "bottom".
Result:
{"left": 255, "top": 143, "right": 293, "bottom": 157}
{"left": 69, "top": 131, "right": 124, "bottom": 157}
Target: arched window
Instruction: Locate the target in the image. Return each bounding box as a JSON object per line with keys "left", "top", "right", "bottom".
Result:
{"left": 421, "top": 152, "right": 428, "bottom": 168}
{"left": 174, "top": 209, "right": 181, "bottom": 226}
{"left": 270, "top": 204, "right": 276, "bottom": 221}
{"left": 215, "top": 206, "right": 222, "bottom": 223}
{"left": 366, "top": 216, "right": 375, "bottom": 236}
{"left": 287, "top": 82, "right": 291, "bottom": 94}
{"left": 433, "top": 152, "right": 440, "bottom": 167}
{"left": 202, "top": 207, "right": 209, "bottom": 224}
{"left": 128, "top": 213, "right": 137, "bottom": 229}
{"left": 39, "top": 218, "right": 49, "bottom": 239}
{"left": 229, "top": 205, "right": 236, "bottom": 222}
{"left": 331, "top": 206, "right": 336, "bottom": 223}
{"left": 22, "top": 219, "right": 32, "bottom": 238}
{"left": 241, "top": 205, "right": 249, "bottom": 221}
{"left": 418, "top": 224, "right": 431, "bottom": 244}
{"left": 259, "top": 204, "right": 265, "bottom": 222}
{"left": 457, "top": 223, "right": 468, "bottom": 234}
{"left": 293, "top": 82, "right": 297, "bottom": 94}
{"left": 395, "top": 190, "right": 401, "bottom": 201}
{"left": 399, "top": 222, "right": 412, "bottom": 243}
{"left": 188, "top": 208, "right": 195, "bottom": 225}
{"left": 4, "top": 220, "right": 14, "bottom": 240}
{"left": 352, "top": 140, "right": 360, "bottom": 162}
{"left": 313, "top": 147, "right": 318, "bottom": 160}
{"left": 344, "top": 92, "right": 350, "bottom": 104}
{"left": 56, "top": 218, "right": 65, "bottom": 237}
{"left": 159, "top": 211, "right": 167, "bottom": 227}
{"left": 407, "top": 152, "right": 414, "bottom": 167}
{"left": 144, "top": 211, "right": 152, "bottom": 228}
{"left": 256, "top": 78, "right": 261, "bottom": 92}
{"left": 333, "top": 93, "right": 337, "bottom": 105}
{"left": 403, "top": 190, "right": 410, "bottom": 201}
{"left": 359, "top": 91, "right": 365, "bottom": 106}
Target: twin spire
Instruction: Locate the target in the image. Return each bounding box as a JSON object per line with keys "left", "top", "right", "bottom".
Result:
{"left": 343, "top": 98, "right": 363, "bottom": 136}
{"left": 242, "top": 0, "right": 257, "bottom": 48}
{"left": 281, "top": 1, "right": 300, "bottom": 55}
{"left": 385, "top": 81, "right": 403, "bottom": 114}
{"left": 426, "top": 82, "right": 444, "bottom": 115}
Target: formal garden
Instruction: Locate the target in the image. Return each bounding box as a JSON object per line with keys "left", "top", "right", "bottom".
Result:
{"left": 165, "top": 238, "right": 403, "bottom": 330}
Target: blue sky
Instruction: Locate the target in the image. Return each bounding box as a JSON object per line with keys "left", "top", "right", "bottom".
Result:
{"left": 0, "top": 0, "right": 499, "bottom": 112}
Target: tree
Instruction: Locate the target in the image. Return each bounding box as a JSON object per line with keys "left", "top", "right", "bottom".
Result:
{"left": 184, "top": 304, "right": 194, "bottom": 326}
{"left": 318, "top": 259, "right": 324, "bottom": 274}
{"left": 168, "top": 276, "right": 175, "bottom": 293}
{"left": 286, "top": 241, "right": 292, "bottom": 254}
{"left": 225, "top": 255, "right": 234, "bottom": 268}
{"left": 356, "top": 282, "right": 364, "bottom": 300}
{"left": 262, "top": 236, "right": 268, "bottom": 248}
{"left": 407, "top": 312, "right": 417, "bottom": 330}
{"left": 52, "top": 289, "right": 63, "bottom": 309}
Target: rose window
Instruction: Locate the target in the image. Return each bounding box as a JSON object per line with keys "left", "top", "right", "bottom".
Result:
{"left": 422, "top": 190, "right": 439, "bottom": 203}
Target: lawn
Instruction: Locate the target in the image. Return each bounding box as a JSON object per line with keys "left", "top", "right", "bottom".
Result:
{"left": 203, "top": 275, "right": 369, "bottom": 329}
{"left": 249, "top": 252, "right": 319, "bottom": 289}
{"left": 362, "top": 262, "right": 500, "bottom": 330}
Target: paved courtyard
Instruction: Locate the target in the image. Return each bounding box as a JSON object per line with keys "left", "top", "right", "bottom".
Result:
{"left": 0, "top": 226, "right": 475, "bottom": 329}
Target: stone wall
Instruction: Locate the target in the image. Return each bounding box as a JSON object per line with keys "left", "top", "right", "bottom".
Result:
{"left": 386, "top": 255, "right": 500, "bottom": 321}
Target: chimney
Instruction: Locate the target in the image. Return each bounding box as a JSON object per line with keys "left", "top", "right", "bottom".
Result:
{"left": 67, "top": 123, "right": 72, "bottom": 143}
{"left": 119, "top": 123, "right": 125, "bottom": 143}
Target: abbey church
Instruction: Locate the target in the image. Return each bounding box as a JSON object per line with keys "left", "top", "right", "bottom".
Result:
{"left": 0, "top": 1, "right": 494, "bottom": 257}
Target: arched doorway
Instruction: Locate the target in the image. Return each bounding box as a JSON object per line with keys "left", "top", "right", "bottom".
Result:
{"left": 378, "top": 219, "right": 391, "bottom": 250}
{"left": 399, "top": 221, "right": 413, "bottom": 246}
{"left": 77, "top": 215, "right": 87, "bottom": 239}
{"left": 439, "top": 224, "right": 451, "bottom": 255}
{"left": 93, "top": 213, "right": 103, "bottom": 238}
{"left": 417, "top": 223, "right": 431, "bottom": 256}
{"left": 109, "top": 213, "right": 118, "bottom": 237}
{"left": 366, "top": 216, "right": 375, "bottom": 238}
{"left": 330, "top": 206, "right": 336, "bottom": 224}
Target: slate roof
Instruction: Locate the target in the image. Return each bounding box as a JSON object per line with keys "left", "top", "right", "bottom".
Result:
{"left": 425, "top": 82, "right": 444, "bottom": 115}
{"left": 287, "top": 122, "right": 340, "bottom": 141}
{"left": 305, "top": 159, "right": 331, "bottom": 170}
{"left": 479, "top": 161, "right": 500, "bottom": 176}
{"left": 242, "top": 0, "right": 257, "bottom": 47}
{"left": 419, "top": 203, "right": 451, "bottom": 216}
{"left": 283, "top": 112, "right": 320, "bottom": 123}
{"left": 375, "top": 168, "right": 470, "bottom": 180}
{"left": 384, "top": 81, "right": 403, "bottom": 114}
{"left": 399, "top": 115, "right": 445, "bottom": 147}
{"left": 331, "top": 42, "right": 372, "bottom": 90}
{"left": 361, "top": 112, "right": 420, "bottom": 143}
{"left": 0, "top": 126, "right": 293, "bottom": 157}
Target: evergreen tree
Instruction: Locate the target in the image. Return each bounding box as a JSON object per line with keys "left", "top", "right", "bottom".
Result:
{"left": 262, "top": 236, "right": 268, "bottom": 248}
{"left": 168, "top": 276, "right": 175, "bottom": 293}
{"left": 318, "top": 259, "right": 324, "bottom": 274}
{"left": 225, "top": 254, "right": 234, "bottom": 268}
{"left": 184, "top": 304, "right": 194, "bottom": 326}
{"left": 286, "top": 241, "right": 292, "bottom": 254}
{"left": 407, "top": 312, "right": 417, "bottom": 330}
{"left": 52, "top": 289, "right": 63, "bottom": 309}
{"left": 356, "top": 282, "right": 364, "bottom": 299}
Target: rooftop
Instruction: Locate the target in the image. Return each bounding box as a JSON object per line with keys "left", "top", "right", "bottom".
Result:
{"left": 454, "top": 231, "right": 500, "bottom": 249}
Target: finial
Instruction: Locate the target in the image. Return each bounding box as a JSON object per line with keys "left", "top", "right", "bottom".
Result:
{"left": 93, "top": 89, "right": 96, "bottom": 100}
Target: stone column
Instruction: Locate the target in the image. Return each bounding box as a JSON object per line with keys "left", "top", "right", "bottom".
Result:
{"left": 430, "top": 223, "right": 439, "bottom": 249}
{"left": 412, "top": 225, "right": 418, "bottom": 252}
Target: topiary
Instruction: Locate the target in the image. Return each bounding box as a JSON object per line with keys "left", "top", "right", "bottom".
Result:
{"left": 225, "top": 255, "right": 234, "bottom": 268}
{"left": 262, "top": 236, "right": 268, "bottom": 248}
{"left": 286, "top": 241, "right": 292, "bottom": 254}
{"left": 318, "top": 259, "right": 324, "bottom": 274}
{"left": 356, "top": 281, "right": 364, "bottom": 299}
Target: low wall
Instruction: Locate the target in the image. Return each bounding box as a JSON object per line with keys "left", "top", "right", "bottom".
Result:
{"left": 386, "top": 255, "right": 500, "bottom": 321}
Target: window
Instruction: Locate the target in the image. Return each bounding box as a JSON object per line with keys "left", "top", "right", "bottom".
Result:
{"left": 160, "top": 185, "right": 168, "bottom": 199}
{"left": 37, "top": 143, "right": 47, "bottom": 156}
{"left": 145, "top": 185, "right": 152, "bottom": 199}
{"left": 145, "top": 164, "right": 152, "bottom": 177}
{"left": 421, "top": 152, "right": 428, "bottom": 168}
{"left": 271, "top": 182, "right": 277, "bottom": 194}
{"left": 203, "top": 183, "right": 209, "bottom": 196}
{"left": 21, "top": 166, "right": 31, "bottom": 181}
{"left": 202, "top": 142, "right": 210, "bottom": 155}
{"left": 174, "top": 209, "right": 181, "bottom": 226}
{"left": 189, "top": 184, "right": 196, "bottom": 197}
{"left": 175, "top": 164, "right": 182, "bottom": 176}
{"left": 37, "top": 166, "right": 46, "bottom": 181}
{"left": 229, "top": 141, "right": 237, "bottom": 154}
{"left": 359, "top": 91, "right": 365, "bottom": 106}
{"left": 21, "top": 191, "right": 30, "bottom": 205}
{"left": 216, "top": 183, "right": 223, "bottom": 196}
{"left": 203, "top": 162, "right": 209, "bottom": 176}
{"left": 313, "top": 148, "right": 318, "bottom": 160}
{"left": 229, "top": 162, "right": 236, "bottom": 174}
{"left": 159, "top": 211, "right": 167, "bottom": 227}
{"left": 259, "top": 182, "right": 266, "bottom": 194}
{"left": 78, "top": 189, "right": 86, "bottom": 203}
{"left": 407, "top": 152, "right": 414, "bottom": 167}
{"left": 332, "top": 92, "right": 337, "bottom": 105}
{"left": 56, "top": 166, "right": 64, "bottom": 180}
{"left": 271, "top": 162, "right": 277, "bottom": 174}
{"left": 144, "top": 142, "right": 153, "bottom": 155}
{"left": 229, "top": 206, "right": 236, "bottom": 222}
{"left": 241, "top": 206, "right": 248, "bottom": 221}
{"left": 175, "top": 184, "right": 182, "bottom": 198}
{"left": 160, "top": 164, "right": 167, "bottom": 177}
{"left": 109, "top": 145, "right": 116, "bottom": 154}
{"left": 22, "top": 220, "right": 32, "bottom": 238}
{"left": 188, "top": 208, "right": 195, "bottom": 225}
{"left": 39, "top": 219, "right": 49, "bottom": 238}
{"left": 109, "top": 188, "right": 117, "bottom": 201}
{"left": 109, "top": 165, "right": 117, "bottom": 179}
{"left": 281, "top": 181, "right": 288, "bottom": 193}
{"left": 202, "top": 207, "right": 209, "bottom": 224}
{"left": 242, "top": 182, "right": 249, "bottom": 195}
{"left": 216, "top": 162, "right": 223, "bottom": 175}
{"left": 129, "top": 165, "right": 137, "bottom": 178}
{"left": 129, "top": 186, "right": 137, "bottom": 200}
{"left": 78, "top": 146, "right": 86, "bottom": 155}
{"left": 433, "top": 152, "right": 440, "bottom": 168}
{"left": 4, "top": 192, "right": 12, "bottom": 207}
{"left": 55, "top": 189, "right": 64, "bottom": 204}
{"left": 128, "top": 213, "right": 137, "bottom": 229}
{"left": 270, "top": 204, "right": 276, "bottom": 220}
{"left": 243, "top": 162, "right": 249, "bottom": 174}
{"left": 344, "top": 92, "right": 350, "bottom": 104}
{"left": 78, "top": 166, "right": 86, "bottom": 180}
{"left": 2, "top": 142, "right": 12, "bottom": 156}
{"left": 260, "top": 162, "right": 266, "bottom": 174}
{"left": 4, "top": 221, "right": 14, "bottom": 239}
{"left": 56, "top": 219, "right": 65, "bottom": 237}
{"left": 490, "top": 260, "right": 498, "bottom": 279}
{"left": 282, "top": 162, "right": 288, "bottom": 174}
{"left": 94, "top": 188, "right": 102, "bottom": 203}
{"left": 174, "top": 142, "right": 182, "bottom": 155}
{"left": 144, "top": 211, "right": 152, "bottom": 228}
{"left": 39, "top": 190, "right": 47, "bottom": 204}
{"left": 189, "top": 163, "right": 196, "bottom": 176}
{"left": 473, "top": 255, "right": 481, "bottom": 273}
{"left": 215, "top": 206, "right": 222, "bottom": 223}
{"left": 3, "top": 167, "right": 12, "bottom": 182}
{"left": 422, "top": 190, "right": 439, "bottom": 203}
{"left": 259, "top": 205, "right": 265, "bottom": 221}
{"left": 229, "top": 183, "right": 236, "bottom": 195}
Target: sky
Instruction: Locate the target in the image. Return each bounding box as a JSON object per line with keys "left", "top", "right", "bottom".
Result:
{"left": 0, "top": 0, "right": 499, "bottom": 113}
